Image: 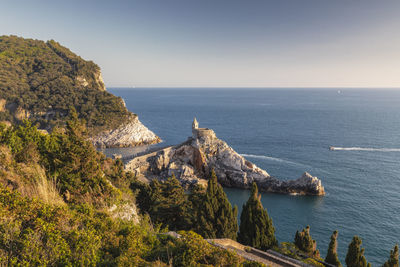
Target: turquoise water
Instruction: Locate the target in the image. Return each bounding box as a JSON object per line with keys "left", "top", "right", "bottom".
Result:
{"left": 108, "top": 88, "right": 400, "bottom": 265}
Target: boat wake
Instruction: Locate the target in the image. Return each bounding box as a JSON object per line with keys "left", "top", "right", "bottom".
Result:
{"left": 240, "top": 154, "right": 309, "bottom": 167}
{"left": 330, "top": 146, "right": 400, "bottom": 152}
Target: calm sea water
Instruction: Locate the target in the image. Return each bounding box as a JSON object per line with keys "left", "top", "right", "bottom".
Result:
{"left": 108, "top": 88, "right": 400, "bottom": 265}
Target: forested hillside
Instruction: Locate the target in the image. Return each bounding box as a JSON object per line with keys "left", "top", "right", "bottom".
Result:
{"left": 0, "top": 118, "right": 259, "bottom": 266}
{"left": 0, "top": 35, "right": 130, "bottom": 134}
{"left": 0, "top": 118, "right": 398, "bottom": 266}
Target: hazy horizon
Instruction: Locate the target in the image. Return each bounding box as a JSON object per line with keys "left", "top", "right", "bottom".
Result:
{"left": 106, "top": 87, "right": 400, "bottom": 93}
{"left": 109, "top": 86, "right": 400, "bottom": 89}
{"left": 2, "top": 0, "right": 400, "bottom": 88}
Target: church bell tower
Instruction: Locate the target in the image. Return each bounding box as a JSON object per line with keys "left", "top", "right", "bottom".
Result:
{"left": 192, "top": 117, "right": 199, "bottom": 130}
{"left": 192, "top": 117, "right": 199, "bottom": 138}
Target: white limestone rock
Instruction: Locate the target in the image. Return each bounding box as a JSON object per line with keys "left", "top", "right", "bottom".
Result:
{"left": 94, "top": 70, "right": 106, "bottom": 91}
{"left": 92, "top": 115, "right": 161, "bottom": 148}
{"left": 108, "top": 203, "right": 139, "bottom": 224}
{"left": 76, "top": 76, "right": 89, "bottom": 87}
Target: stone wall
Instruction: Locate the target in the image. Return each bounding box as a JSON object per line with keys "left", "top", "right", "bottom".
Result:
{"left": 193, "top": 128, "right": 216, "bottom": 139}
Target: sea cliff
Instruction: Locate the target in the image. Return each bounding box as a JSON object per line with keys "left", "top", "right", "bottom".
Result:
{"left": 92, "top": 114, "right": 161, "bottom": 147}
{"left": 0, "top": 35, "right": 160, "bottom": 147}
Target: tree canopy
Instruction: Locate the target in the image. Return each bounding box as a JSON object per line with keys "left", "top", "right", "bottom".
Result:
{"left": 345, "top": 236, "right": 371, "bottom": 267}
{"left": 194, "top": 170, "right": 238, "bottom": 240}
{"left": 383, "top": 244, "right": 399, "bottom": 267}
{"left": 0, "top": 119, "right": 257, "bottom": 266}
{"left": 237, "top": 182, "right": 278, "bottom": 251}
{"left": 325, "top": 230, "right": 342, "bottom": 267}
{"left": 294, "top": 225, "right": 320, "bottom": 258}
{"left": 0, "top": 35, "right": 131, "bottom": 135}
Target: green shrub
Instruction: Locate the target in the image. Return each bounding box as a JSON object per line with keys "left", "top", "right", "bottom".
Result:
{"left": 303, "top": 258, "right": 325, "bottom": 267}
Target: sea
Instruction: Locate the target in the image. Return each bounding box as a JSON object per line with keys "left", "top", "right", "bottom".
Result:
{"left": 106, "top": 88, "right": 400, "bottom": 265}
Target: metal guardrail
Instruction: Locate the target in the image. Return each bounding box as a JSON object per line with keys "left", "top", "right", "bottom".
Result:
{"left": 264, "top": 249, "right": 313, "bottom": 267}
{"left": 250, "top": 247, "right": 310, "bottom": 267}
{"left": 290, "top": 251, "right": 336, "bottom": 267}
{"left": 121, "top": 145, "right": 174, "bottom": 162}
{"left": 207, "top": 238, "right": 336, "bottom": 267}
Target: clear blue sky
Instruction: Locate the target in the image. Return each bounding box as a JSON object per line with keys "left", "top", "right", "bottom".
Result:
{"left": 1, "top": 0, "right": 399, "bottom": 87}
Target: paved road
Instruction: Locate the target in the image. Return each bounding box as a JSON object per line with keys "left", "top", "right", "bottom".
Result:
{"left": 222, "top": 244, "right": 283, "bottom": 267}
{"left": 207, "top": 239, "right": 310, "bottom": 267}
{"left": 163, "top": 232, "right": 316, "bottom": 267}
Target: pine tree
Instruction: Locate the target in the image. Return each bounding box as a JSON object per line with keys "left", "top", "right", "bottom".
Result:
{"left": 294, "top": 225, "right": 319, "bottom": 257}
{"left": 325, "top": 230, "right": 342, "bottom": 267}
{"left": 195, "top": 170, "right": 238, "bottom": 240}
{"left": 382, "top": 244, "right": 399, "bottom": 267}
{"left": 148, "top": 175, "right": 191, "bottom": 230}
{"left": 345, "top": 236, "right": 371, "bottom": 267}
{"left": 237, "top": 182, "right": 278, "bottom": 250}
{"left": 48, "top": 108, "right": 115, "bottom": 204}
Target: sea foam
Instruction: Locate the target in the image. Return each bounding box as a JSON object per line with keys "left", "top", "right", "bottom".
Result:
{"left": 330, "top": 147, "right": 400, "bottom": 152}
{"left": 240, "top": 153, "right": 309, "bottom": 167}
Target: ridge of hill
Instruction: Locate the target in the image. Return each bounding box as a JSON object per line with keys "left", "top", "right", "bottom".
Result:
{"left": 0, "top": 35, "right": 159, "bottom": 147}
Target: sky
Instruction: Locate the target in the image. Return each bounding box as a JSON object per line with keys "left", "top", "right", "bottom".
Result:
{"left": 1, "top": 0, "right": 400, "bottom": 88}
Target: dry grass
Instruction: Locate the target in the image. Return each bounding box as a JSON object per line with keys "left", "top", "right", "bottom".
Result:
{"left": 0, "top": 145, "right": 65, "bottom": 206}
{"left": 30, "top": 166, "right": 65, "bottom": 206}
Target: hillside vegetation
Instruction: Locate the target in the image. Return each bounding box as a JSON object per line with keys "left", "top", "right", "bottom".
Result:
{"left": 0, "top": 35, "right": 130, "bottom": 134}
{"left": 0, "top": 118, "right": 260, "bottom": 266}
{"left": 0, "top": 118, "right": 398, "bottom": 266}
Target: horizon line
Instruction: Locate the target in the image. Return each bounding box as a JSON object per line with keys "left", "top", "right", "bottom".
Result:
{"left": 106, "top": 86, "right": 400, "bottom": 89}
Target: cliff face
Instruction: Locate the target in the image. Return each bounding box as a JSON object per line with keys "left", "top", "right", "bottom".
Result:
{"left": 92, "top": 115, "right": 161, "bottom": 148}
{"left": 0, "top": 35, "right": 160, "bottom": 147}
{"left": 125, "top": 120, "right": 325, "bottom": 196}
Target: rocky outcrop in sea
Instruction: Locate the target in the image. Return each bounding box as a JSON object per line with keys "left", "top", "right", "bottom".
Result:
{"left": 125, "top": 119, "right": 325, "bottom": 196}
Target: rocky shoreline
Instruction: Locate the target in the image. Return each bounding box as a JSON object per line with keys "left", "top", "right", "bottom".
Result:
{"left": 92, "top": 115, "right": 161, "bottom": 148}
{"left": 124, "top": 119, "right": 325, "bottom": 196}
{"left": 0, "top": 95, "right": 161, "bottom": 148}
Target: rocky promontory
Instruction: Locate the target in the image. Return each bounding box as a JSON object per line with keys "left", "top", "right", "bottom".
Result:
{"left": 92, "top": 114, "right": 161, "bottom": 148}
{"left": 0, "top": 35, "right": 160, "bottom": 148}
{"left": 125, "top": 118, "right": 325, "bottom": 196}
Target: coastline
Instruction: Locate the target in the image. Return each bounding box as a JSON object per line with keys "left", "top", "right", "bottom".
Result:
{"left": 107, "top": 87, "right": 400, "bottom": 265}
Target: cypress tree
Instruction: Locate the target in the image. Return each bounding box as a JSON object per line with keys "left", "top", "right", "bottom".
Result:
{"left": 345, "top": 236, "right": 371, "bottom": 267}
{"left": 195, "top": 170, "right": 238, "bottom": 240}
{"left": 325, "top": 230, "right": 342, "bottom": 267}
{"left": 382, "top": 244, "right": 399, "bottom": 267}
{"left": 294, "top": 225, "right": 319, "bottom": 258}
{"left": 237, "top": 182, "right": 278, "bottom": 250}
{"left": 188, "top": 184, "right": 206, "bottom": 225}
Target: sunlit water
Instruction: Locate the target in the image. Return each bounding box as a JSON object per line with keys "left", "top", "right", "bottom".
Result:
{"left": 106, "top": 88, "right": 400, "bottom": 265}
